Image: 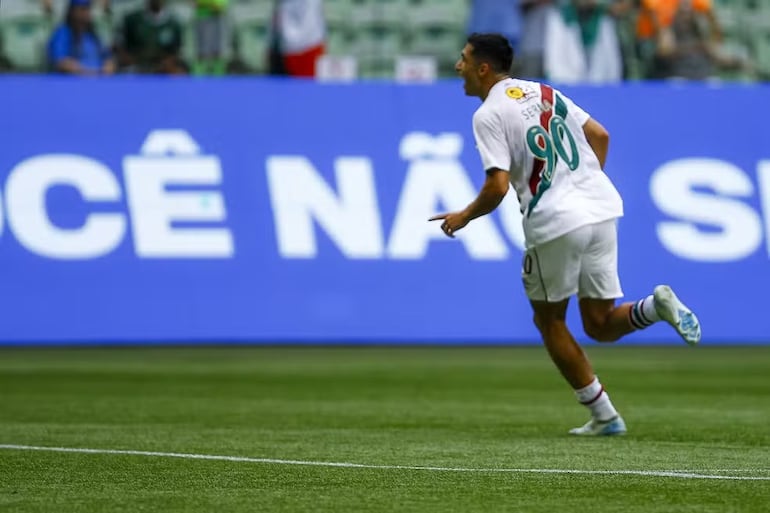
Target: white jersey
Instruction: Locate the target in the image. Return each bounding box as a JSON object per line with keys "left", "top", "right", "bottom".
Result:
{"left": 276, "top": 0, "right": 326, "bottom": 54}
{"left": 472, "top": 78, "right": 623, "bottom": 247}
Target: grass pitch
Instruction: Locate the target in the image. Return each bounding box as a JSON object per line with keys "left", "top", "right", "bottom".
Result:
{"left": 1, "top": 346, "right": 768, "bottom": 512}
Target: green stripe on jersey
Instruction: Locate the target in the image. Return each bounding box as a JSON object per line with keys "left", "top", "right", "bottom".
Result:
{"left": 555, "top": 94, "right": 568, "bottom": 119}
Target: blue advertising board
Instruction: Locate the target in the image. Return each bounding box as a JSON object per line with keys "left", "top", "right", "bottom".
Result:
{"left": 0, "top": 77, "right": 768, "bottom": 344}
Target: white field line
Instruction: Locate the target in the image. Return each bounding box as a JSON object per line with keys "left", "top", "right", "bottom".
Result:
{"left": 1, "top": 444, "right": 768, "bottom": 481}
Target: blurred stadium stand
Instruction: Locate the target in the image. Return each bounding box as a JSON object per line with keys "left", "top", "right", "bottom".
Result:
{"left": 0, "top": 0, "right": 769, "bottom": 79}
{"left": 0, "top": 0, "right": 52, "bottom": 71}
{"left": 710, "top": 0, "right": 770, "bottom": 80}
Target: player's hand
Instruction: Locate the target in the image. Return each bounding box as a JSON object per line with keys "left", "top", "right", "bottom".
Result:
{"left": 428, "top": 211, "right": 470, "bottom": 238}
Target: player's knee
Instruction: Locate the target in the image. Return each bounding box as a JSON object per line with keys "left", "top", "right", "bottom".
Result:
{"left": 583, "top": 321, "right": 604, "bottom": 342}
{"left": 583, "top": 316, "right": 618, "bottom": 343}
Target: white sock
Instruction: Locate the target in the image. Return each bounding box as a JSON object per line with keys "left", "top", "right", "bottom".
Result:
{"left": 574, "top": 377, "right": 618, "bottom": 422}
{"left": 629, "top": 294, "right": 660, "bottom": 330}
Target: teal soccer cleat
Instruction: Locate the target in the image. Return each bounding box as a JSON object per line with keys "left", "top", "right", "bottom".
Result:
{"left": 569, "top": 416, "right": 627, "bottom": 436}
{"left": 654, "top": 285, "right": 701, "bottom": 346}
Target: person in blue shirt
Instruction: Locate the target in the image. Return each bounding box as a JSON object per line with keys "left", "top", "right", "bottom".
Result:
{"left": 466, "top": 0, "right": 552, "bottom": 79}
{"left": 48, "top": 0, "right": 115, "bottom": 75}
{"left": 467, "top": 0, "right": 523, "bottom": 53}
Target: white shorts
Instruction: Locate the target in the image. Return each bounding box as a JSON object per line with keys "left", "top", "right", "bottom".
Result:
{"left": 522, "top": 219, "right": 623, "bottom": 302}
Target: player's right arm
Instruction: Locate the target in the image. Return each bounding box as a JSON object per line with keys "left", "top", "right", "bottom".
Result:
{"left": 583, "top": 118, "right": 610, "bottom": 170}
{"left": 428, "top": 108, "right": 511, "bottom": 238}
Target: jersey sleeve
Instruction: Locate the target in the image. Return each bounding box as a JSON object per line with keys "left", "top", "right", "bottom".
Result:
{"left": 472, "top": 109, "right": 510, "bottom": 173}
{"left": 558, "top": 91, "right": 591, "bottom": 126}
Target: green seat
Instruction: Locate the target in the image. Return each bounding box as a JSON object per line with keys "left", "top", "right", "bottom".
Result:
{"left": 232, "top": 21, "right": 269, "bottom": 73}
{"left": 349, "top": 24, "right": 402, "bottom": 77}
{"left": 712, "top": 0, "right": 746, "bottom": 14}
{"left": 405, "top": 26, "right": 464, "bottom": 76}
{"left": 326, "top": 25, "right": 352, "bottom": 55}
{"left": 403, "top": 0, "right": 466, "bottom": 75}
{"left": 228, "top": 0, "right": 273, "bottom": 73}
{"left": 749, "top": 6, "right": 770, "bottom": 32}
{"left": 406, "top": 26, "right": 462, "bottom": 57}
{"left": 227, "top": 0, "right": 272, "bottom": 25}
{"left": 0, "top": 15, "right": 51, "bottom": 71}
{"left": 1, "top": 0, "right": 47, "bottom": 18}
{"left": 350, "top": 25, "right": 403, "bottom": 57}
{"left": 325, "top": 0, "right": 352, "bottom": 32}
{"left": 406, "top": 0, "right": 467, "bottom": 32}
{"left": 714, "top": 3, "right": 742, "bottom": 37}
{"left": 379, "top": 0, "right": 409, "bottom": 24}
{"left": 752, "top": 30, "right": 770, "bottom": 77}
{"left": 737, "top": 0, "right": 761, "bottom": 10}
{"left": 348, "top": 0, "right": 407, "bottom": 28}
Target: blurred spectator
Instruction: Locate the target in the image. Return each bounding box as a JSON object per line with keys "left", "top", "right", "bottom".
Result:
{"left": 543, "top": 0, "right": 626, "bottom": 83}
{"left": 41, "top": 0, "right": 110, "bottom": 18}
{"left": 637, "top": 0, "right": 734, "bottom": 79}
{"left": 467, "top": 0, "right": 523, "bottom": 55}
{"left": 41, "top": 0, "right": 55, "bottom": 16}
{"left": 0, "top": 40, "right": 13, "bottom": 72}
{"left": 517, "top": 0, "right": 556, "bottom": 78}
{"left": 47, "top": 0, "right": 116, "bottom": 75}
{"left": 115, "top": 0, "right": 187, "bottom": 74}
{"left": 193, "top": 0, "right": 228, "bottom": 75}
{"left": 608, "top": 0, "right": 641, "bottom": 78}
{"left": 268, "top": 0, "right": 326, "bottom": 77}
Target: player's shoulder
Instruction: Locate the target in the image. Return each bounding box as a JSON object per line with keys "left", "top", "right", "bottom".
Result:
{"left": 491, "top": 78, "right": 543, "bottom": 111}
{"left": 499, "top": 78, "right": 542, "bottom": 102}
{"left": 475, "top": 79, "right": 532, "bottom": 124}
{"left": 472, "top": 101, "right": 497, "bottom": 124}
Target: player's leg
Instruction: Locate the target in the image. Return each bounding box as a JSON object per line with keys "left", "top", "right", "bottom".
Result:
{"left": 578, "top": 219, "right": 701, "bottom": 345}
{"left": 579, "top": 298, "right": 634, "bottom": 343}
{"left": 576, "top": 219, "right": 631, "bottom": 342}
{"left": 531, "top": 298, "right": 595, "bottom": 389}
{"left": 524, "top": 228, "right": 625, "bottom": 435}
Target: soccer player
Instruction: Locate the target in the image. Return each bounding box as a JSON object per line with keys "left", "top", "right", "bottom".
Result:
{"left": 429, "top": 33, "right": 701, "bottom": 436}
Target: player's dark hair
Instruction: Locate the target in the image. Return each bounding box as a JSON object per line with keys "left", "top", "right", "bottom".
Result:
{"left": 466, "top": 33, "right": 514, "bottom": 74}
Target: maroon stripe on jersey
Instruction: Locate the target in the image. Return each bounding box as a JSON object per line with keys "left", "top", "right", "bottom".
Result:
{"left": 528, "top": 84, "right": 555, "bottom": 195}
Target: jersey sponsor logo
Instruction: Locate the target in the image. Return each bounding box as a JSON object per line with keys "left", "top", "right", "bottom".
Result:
{"left": 506, "top": 85, "right": 537, "bottom": 102}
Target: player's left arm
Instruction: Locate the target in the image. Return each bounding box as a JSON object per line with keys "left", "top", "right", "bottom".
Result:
{"left": 460, "top": 168, "right": 510, "bottom": 222}
{"left": 429, "top": 169, "right": 509, "bottom": 238}
{"left": 583, "top": 118, "right": 610, "bottom": 170}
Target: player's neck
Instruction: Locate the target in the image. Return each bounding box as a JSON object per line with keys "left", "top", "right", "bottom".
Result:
{"left": 479, "top": 74, "right": 511, "bottom": 101}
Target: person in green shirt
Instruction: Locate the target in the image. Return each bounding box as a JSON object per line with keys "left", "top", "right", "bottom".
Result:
{"left": 193, "top": 0, "right": 228, "bottom": 75}
{"left": 116, "top": 0, "right": 187, "bottom": 74}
